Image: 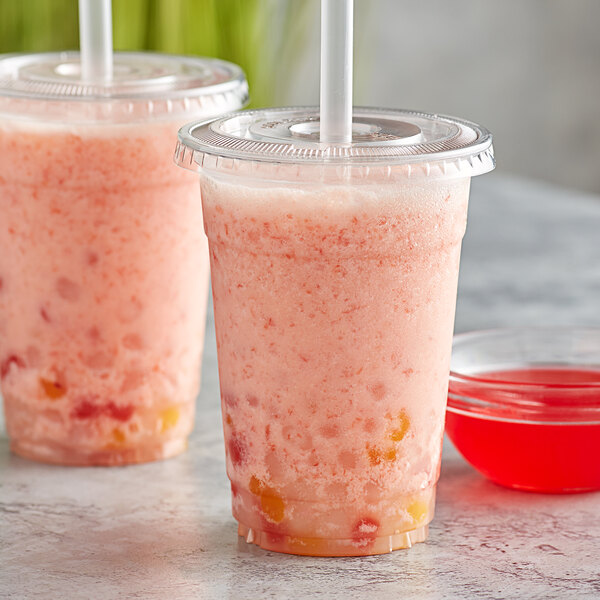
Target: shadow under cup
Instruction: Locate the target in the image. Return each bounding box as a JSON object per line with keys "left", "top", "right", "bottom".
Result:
{"left": 176, "top": 107, "right": 495, "bottom": 555}
{"left": 0, "top": 52, "right": 248, "bottom": 466}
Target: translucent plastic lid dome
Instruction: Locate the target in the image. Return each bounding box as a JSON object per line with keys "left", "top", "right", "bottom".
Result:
{"left": 176, "top": 106, "right": 494, "bottom": 179}
{"left": 0, "top": 52, "right": 248, "bottom": 123}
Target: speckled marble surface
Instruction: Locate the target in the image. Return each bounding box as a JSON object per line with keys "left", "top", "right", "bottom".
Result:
{"left": 2, "top": 174, "right": 600, "bottom": 599}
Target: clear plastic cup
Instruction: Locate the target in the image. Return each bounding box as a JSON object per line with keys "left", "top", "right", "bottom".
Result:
{"left": 176, "top": 107, "right": 494, "bottom": 555}
{"left": 0, "top": 52, "right": 248, "bottom": 465}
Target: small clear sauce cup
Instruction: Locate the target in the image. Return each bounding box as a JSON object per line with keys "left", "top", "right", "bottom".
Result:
{"left": 446, "top": 328, "right": 600, "bottom": 493}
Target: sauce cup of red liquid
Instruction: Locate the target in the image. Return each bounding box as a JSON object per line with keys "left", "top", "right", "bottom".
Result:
{"left": 446, "top": 328, "right": 600, "bottom": 493}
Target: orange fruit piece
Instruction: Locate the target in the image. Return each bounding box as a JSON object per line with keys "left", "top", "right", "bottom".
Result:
{"left": 407, "top": 499, "right": 429, "bottom": 525}
{"left": 40, "top": 377, "right": 66, "bottom": 400}
{"left": 384, "top": 447, "right": 397, "bottom": 462}
{"left": 112, "top": 428, "right": 126, "bottom": 444}
{"left": 249, "top": 475, "right": 285, "bottom": 523}
{"left": 367, "top": 445, "right": 382, "bottom": 466}
{"left": 389, "top": 409, "right": 410, "bottom": 442}
{"left": 160, "top": 406, "right": 180, "bottom": 432}
{"left": 260, "top": 494, "right": 285, "bottom": 523}
{"left": 249, "top": 474, "right": 264, "bottom": 495}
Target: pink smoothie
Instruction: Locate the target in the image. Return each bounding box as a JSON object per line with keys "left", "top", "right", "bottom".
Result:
{"left": 201, "top": 172, "right": 470, "bottom": 555}
{"left": 0, "top": 119, "right": 208, "bottom": 465}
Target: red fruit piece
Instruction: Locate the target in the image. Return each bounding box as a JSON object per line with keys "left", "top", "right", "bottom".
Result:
{"left": 1, "top": 355, "right": 26, "bottom": 379}
{"left": 72, "top": 399, "right": 103, "bottom": 420}
{"left": 40, "top": 307, "right": 51, "bottom": 323}
{"left": 352, "top": 517, "right": 380, "bottom": 548}
{"left": 106, "top": 402, "right": 134, "bottom": 422}
{"left": 228, "top": 433, "right": 248, "bottom": 467}
{"left": 71, "top": 400, "right": 134, "bottom": 421}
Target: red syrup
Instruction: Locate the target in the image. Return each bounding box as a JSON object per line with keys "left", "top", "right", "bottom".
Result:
{"left": 446, "top": 367, "right": 600, "bottom": 493}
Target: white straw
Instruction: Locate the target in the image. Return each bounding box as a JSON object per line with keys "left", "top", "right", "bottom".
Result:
{"left": 320, "top": 0, "right": 353, "bottom": 143}
{"left": 78, "top": 0, "right": 113, "bottom": 83}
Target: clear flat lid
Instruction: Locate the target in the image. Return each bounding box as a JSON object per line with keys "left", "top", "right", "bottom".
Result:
{"left": 176, "top": 107, "right": 494, "bottom": 178}
{"left": 0, "top": 51, "right": 248, "bottom": 122}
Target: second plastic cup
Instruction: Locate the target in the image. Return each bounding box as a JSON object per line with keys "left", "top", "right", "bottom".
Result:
{"left": 0, "top": 52, "right": 247, "bottom": 465}
{"left": 176, "top": 107, "right": 494, "bottom": 555}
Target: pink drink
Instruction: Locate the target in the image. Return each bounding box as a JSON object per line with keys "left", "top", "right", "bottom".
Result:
{"left": 0, "top": 53, "right": 247, "bottom": 465}
{"left": 176, "top": 108, "right": 494, "bottom": 554}
{"left": 205, "top": 176, "right": 468, "bottom": 555}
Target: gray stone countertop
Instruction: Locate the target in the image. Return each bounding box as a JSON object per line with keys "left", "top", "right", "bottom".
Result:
{"left": 1, "top": 174, "right": 599, "bottom": 599}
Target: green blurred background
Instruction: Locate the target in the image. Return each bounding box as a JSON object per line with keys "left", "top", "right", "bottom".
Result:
{"left": 0, "top": 0, "right": 315, "bottom": 107}
{"left": 5, "top": 1, "right": 600, "bottom": 192}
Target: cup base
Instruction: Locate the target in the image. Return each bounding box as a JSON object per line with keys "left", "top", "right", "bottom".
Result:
{"left": 10, "top": 437, "right": 188, "bottom": 466}
{"left": 237, "top": 522, "right": 429, "bottom": 557}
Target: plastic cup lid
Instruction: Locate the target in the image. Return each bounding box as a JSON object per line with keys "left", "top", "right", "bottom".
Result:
{"left": 176, "top": 106, "right": 494, "bottom": 179}
{"left": 0, "top": 51, "right": 248, "bottom": 122}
